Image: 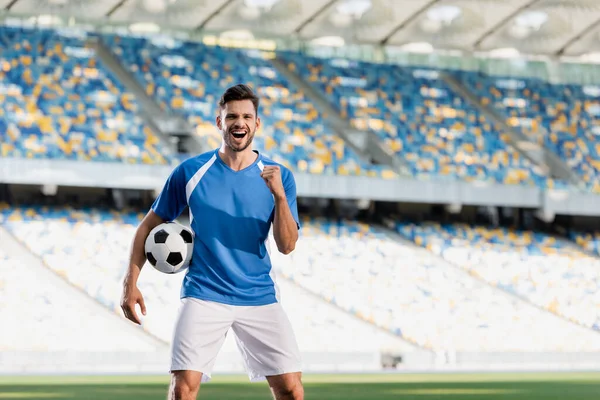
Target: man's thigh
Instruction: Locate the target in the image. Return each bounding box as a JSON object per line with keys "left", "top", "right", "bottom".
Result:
{"left": 231, "top": 302, "right": 302, "bottom": 382}
{"left": 171, "top": 298, "right": 234, "bottom": 382}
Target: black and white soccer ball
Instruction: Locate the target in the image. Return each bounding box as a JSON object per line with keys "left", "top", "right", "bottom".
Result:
{"left": 145, "top": 222, "right": 193, "bottom": 274}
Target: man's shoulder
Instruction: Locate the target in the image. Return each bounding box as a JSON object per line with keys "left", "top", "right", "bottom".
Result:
{"left": 180, "top": 150, "right": 217, "bottom": 166}
{"left": 176, "top": 150, "right": 218, "bottom": 174}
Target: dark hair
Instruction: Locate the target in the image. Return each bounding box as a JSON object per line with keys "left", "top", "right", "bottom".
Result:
{"left": 218, "top": 84, "right": 259, "bottom": 115}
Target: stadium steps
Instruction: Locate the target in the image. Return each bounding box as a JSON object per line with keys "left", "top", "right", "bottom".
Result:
{"left": 441, "top": 72, "right": 583, "bottom": 187}
{"left": 270, "top": 56, "right": 410, "bottom": 177}
{"left": 386, "top": 221, "right": 600, "bottom": 336}
{"left": 0, "top": 225, "right": 170, "bottom": 349}
{"left": 89, "top": 37, "right": 207, "bottom": 156}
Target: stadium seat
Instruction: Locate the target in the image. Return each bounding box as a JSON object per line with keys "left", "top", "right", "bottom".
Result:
{"left": 0, "top": 27, "right": 173, "bottom": 164}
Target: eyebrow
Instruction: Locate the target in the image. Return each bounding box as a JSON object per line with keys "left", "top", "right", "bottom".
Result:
{"left": 226, "top": 113, "right": 254, "bottom": 118}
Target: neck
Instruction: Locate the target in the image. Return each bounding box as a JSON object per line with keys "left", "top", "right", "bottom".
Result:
{"left": 218, "top": 142, "right": 258, "bottom": 171}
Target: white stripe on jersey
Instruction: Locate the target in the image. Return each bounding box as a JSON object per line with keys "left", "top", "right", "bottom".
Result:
{"left": 186, "top": 153, "right": 217, "bottom": 202}
{"left": 185, "top": 153, "right": 217, "bottom": 225}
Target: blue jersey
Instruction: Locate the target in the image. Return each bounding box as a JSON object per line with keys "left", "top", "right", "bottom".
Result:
{"left": 151, "top": 149, "right": 300, "bottom": 306}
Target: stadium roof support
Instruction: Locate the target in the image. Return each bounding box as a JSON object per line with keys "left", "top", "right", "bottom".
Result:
{"left": 194, "top": 0, "right": 236, "bottom": 32}
{"left": 4, "top": 0, "right": 19, "bottom": 11}
{"left": 105, "top": 0, "right": 128, "bottom": 18}
{"left": 555, "top": 16, "right": 600, "bottom": 56}
{"left": 380, "top": 0, "right": 440, "bottom": 46}
{"left": 293, "top": 0, "right": 337, "bottom": 34}
{"left": 472, "top": 0, "right": 542, "bottom": 50}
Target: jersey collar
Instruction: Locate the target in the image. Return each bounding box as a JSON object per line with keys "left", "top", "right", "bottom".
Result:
{"left": 214, "top": 149, "right": 262, "bottom": 174}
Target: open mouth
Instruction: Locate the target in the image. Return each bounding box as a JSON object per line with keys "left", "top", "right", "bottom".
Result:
{"left": 231, "top": 130, "right": 247, "bottom": 139}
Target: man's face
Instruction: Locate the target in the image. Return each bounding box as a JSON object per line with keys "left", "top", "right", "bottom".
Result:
{"left": 216, "top": 99, "right": 260, "bottom": 153}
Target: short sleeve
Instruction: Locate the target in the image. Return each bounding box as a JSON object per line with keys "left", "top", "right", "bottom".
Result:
{"left": 282, "top": 168, "right": 300, "bottom": 230}
{"left": 151, "top": 164, "right": 187, "bottom": 222}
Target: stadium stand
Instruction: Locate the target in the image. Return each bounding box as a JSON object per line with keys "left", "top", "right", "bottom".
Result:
{"left": 102, "top": 34, "right": 396, "bottom": 177}
{"left": 457, "top": 72, "right": 600, "bottom": 192}
{"left": 4, "top": 204, "right": 600, "bottom": 352}
{"left": 5, "top": 26, "right": 599, "bottom": 192}
{"left": 270, "top": 218, "right": 600, "bottom": 351}
{"left": 280, "top": 53, "right": 548, "bottom": 186}
{"left": 0, "top": 27, "right": 172, "bottom": 164}
{"left": 0, "top": 238, "right": 159, "bottom": 352}
{"left": 397, "top": 222, "right": 600, "bottom": 331}
{"left": 0, "top": 205, "right": 410, "bottom": 355}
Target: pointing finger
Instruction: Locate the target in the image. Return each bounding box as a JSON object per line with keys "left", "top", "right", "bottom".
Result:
{"left": 139, "top": 297, "right": 146, "bottom": 316}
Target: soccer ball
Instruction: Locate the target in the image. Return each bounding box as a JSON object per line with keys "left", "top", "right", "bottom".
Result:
{"left": 145, "top": 222, "right": 193, "bottom": 274}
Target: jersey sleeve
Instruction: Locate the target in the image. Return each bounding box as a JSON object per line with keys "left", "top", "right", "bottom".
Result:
{"left": 282, "top": 168, "right": 300, "bottom": 230}
{"left": 151, "top": 164, "right": 187, "bottom": 222}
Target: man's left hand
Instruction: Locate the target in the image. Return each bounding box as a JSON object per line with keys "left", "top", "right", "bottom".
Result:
{"left": 261, "top": 166, "right": 285, "bottom": 199}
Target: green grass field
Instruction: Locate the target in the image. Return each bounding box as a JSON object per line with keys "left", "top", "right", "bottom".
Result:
{"left": 1, "top": 372, "right": 599, "bottom": 399}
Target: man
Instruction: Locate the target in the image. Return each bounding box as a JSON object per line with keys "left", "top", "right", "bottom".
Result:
{"left": 120, "top": 84, "right": 304, "bottom": 400}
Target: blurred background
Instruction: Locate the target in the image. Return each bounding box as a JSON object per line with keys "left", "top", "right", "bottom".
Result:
{"left": 2, "top": 0, "right": 600, "bottom": 398}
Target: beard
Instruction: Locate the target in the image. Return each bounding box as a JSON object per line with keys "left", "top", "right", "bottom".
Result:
{"left": 224, "top": 126, "right": 255, "bottom": 152}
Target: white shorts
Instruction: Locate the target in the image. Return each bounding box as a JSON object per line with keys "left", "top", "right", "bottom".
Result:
{"left": 170, "top": 297, "right": 302, "bottom": 383}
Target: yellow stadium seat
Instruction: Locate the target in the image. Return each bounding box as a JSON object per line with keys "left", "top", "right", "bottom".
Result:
{"left": 37, "top": 116, "right": 53, "bottom": 134}
{"left": 171, "top": 97, "right": 184, "bottom": 109}
{"left": 381, "top": 169, "right": 396, "bottom": 179}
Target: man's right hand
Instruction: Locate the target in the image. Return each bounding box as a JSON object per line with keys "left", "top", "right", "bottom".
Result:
{"left": 120, "top": 210, "right": 163, "bottom": 325}
{"left": 120, "top": 283, "right": 146, "bottom": 325}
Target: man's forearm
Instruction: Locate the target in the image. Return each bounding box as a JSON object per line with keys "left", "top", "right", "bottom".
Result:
{"left": 123, "top": 211, "right": 164, "bottom": 286}
{"left": 123, "top": 224, "right": 152, "bottom": 286}
{"left": 273, "top": 194, "right": 298, "bottom": 255}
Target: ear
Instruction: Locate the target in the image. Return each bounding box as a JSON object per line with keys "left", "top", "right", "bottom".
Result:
{"left": 256, "top": 116, "right": 261, "bottom": 131}
{"left": 216, "top": 114, "right": 222, "bottom": 131}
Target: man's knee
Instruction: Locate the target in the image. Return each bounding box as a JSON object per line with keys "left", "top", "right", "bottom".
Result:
{"left": 171, "top": 383, "right": 198, "bottom": 400}
{"left": 268, "top": 373, "right": 304, "bottom": 400}
{"left": 277, "top": 384, "right": 304, "bottom": 400}
{"left": 273, "top": 384, "right": 303, "bottom": 400}
{"left": 169, "top": 370, "right": 202, "bottom": 400}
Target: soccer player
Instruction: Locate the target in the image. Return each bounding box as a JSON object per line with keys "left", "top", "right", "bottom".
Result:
{"left": 120, "top": 84, "right": 304, "bottom": 400}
